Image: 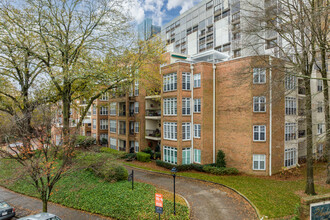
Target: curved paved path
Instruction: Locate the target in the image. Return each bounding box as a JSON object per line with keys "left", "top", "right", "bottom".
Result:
{"left": 126, "top": 167, "right": 258, "bottom": 220}
{"left": 0, "top": 186, "right": 111, "bottom": 220}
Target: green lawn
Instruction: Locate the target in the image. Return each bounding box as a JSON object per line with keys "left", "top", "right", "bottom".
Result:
{"left": 0, "top": 158, "right": 189, "bottom": 220}
{"left": 125, "top": 162, "right": 330, "bottom": 218}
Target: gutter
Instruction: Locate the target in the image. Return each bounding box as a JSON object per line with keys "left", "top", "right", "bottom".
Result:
{"left": 190, "top": 64, "right": 194, "bottom": 163}
{"left": 269, "top": 56, "right": 272, "bottom": 176}
{"left": 213, "top": 63, "right": 216, "bottom": 163}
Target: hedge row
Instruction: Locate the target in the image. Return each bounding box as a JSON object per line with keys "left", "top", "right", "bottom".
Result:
{"left": 137, "top": 152, "right": 151, "bottom": 162}
{"left": 156, "top": 160, "right": 238, "bottom": 175}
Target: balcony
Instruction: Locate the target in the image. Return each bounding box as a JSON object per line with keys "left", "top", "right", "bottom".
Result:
{"left": 145, "top": 129, "right": 161, "bottom": 141}
{"left": 145, "top": 109, "right": 161, "bottom": 120}
{"left": 119, "top": 128, "right": 126, "bottom": 135}
{"left": 232, "top": 39, "right": 241, "bottom": 50}
{"left": 298, "top": 87, "right": 306, "bottom": 95}
{"left": 119, "top": 140, "right": 126, "bottom": 151}
{"left": 266, "top": 30, "right": 277, "bottom": 39}
{"left": 119, "top": 111, "right": 126, "bottom": 116}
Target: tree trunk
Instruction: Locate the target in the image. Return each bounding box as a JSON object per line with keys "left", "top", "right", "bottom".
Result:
{"left": 305, "top": 76, "right": 316, "bottom": 195}
{"left": 42, "top": 198, "right": 48, "bottom": 212}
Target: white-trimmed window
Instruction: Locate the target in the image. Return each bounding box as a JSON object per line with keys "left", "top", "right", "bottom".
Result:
{"left": 253, "top": 125, "right": 266, "bottom": 141}
{"left": 285, "top": 123, "right": 296, "bottom": 141}
{"left": 285, "top": 75, "right": 296, "bottom": 90}
{"left": 135, "top": 141, "right": 139, "bottom": 152}
{"left": 100, "top": 106, "right": 108, "bottom": 115}
{"left": 135, "top": 80, "right": 139, "bottom": 96}
{"left": 92, "top": 105, "right": 97, "bottom": 115}
{"left": 318, "top": 144, "right": 323, "bottom": 154}
{"left": 110, "top": 103, "right": 116, "bottom": 115}
{"left": 134, "top": 122, "right": 139, "bottom": 133}
{"left": 182, "top": 148, "right": 191, "bottom": 164}
{"left": 182, "top": 98, "right": 191, "bottom": 115}
{"left": 163, "top": 73, "right": 177, "bottom": 92}
{"left": 317, "top": 102, "right": 323, "bottom": 113}
{"left": 194, "top": 149, "right": 201, "bottom": 163}
{"left": 164, "top": 122, "right": 177, "bottom": 140}
{"left": 100, "top": 93, "right": 109, "bottom": 101}
{"left": 253, "top": 154, "right": 266, "bottom": 170}
{"left": 253, "top": 68, "right": 266, "bottom": 84}
{"left": 163, "top": 98, "right": 177, "bottom": 115}
{"left": 194, "top": 73, "right": 201, "bottom": 88}
{"left": 100, "top": 134, "right": 108, "bottom": 142}
{"left": 318, "top": 123, "right": 323, "bottom": 134}
{"left": 110, "top": 138, "right": 117, "bottom": 150}
{"left": 92, "top": 119, "right": 96, "bottom": 129}
{"left": 253, "top": 96, "right": 266, "bottom": 112}
{"left": 182, "top": 123, "right": 191, "bottom": 140}
{"left": 284, "top": 148, "right": 296, "bottom": 167}
{"left": 163, "top": 146, "right": 177, "bottom": 164}
{"left": 194, "top": 99, "right": 201, "bottom": 113}
{"left": 194, "top": 124, "right": 201, "bottom": 138}
{"left": 182, "top": 72, "right": 191, "bottom": 90}
{"left": 100, "top": 119, "right": 108, "bottom": 130}
{"left": 110, "top": 120, "right": 116, "bottom": 133}
{"left": 317, "top": 80, "right": 323, "bottom": 92}
{"left": 134, "top": 102, "right": 139, "bottom": 113}
{"left": 285, "top": 97, "right": 297, "bottom": 115}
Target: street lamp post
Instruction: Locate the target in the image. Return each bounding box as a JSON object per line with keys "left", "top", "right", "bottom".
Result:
{"left": 171, "top": 167, "right": 177, "bottom": 215}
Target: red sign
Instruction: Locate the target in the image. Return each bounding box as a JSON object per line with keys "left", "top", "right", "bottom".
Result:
{"left": 155, "top": 193, "right": 163, "bottom": 208}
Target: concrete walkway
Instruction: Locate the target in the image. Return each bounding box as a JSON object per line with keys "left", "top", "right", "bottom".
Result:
{"left": 126, "top": 167, "right": 258, "bottom": 220}
{"left": 0, "top": 186, "right": 110, "bottom": 220}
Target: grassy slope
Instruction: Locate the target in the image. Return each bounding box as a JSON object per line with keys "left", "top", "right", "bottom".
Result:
{"left": 125, "top": 162, "right": 330, "bottom": 218}
{"left": 0, "top": 159, "right": 189, "bottom": 220}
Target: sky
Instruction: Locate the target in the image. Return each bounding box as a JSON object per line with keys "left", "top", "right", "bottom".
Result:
{"left": 127, "top": 0, "right": 203, "bottom": 27}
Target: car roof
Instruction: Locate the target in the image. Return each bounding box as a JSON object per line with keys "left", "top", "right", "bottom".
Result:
{"left": 18, "top": 212, "right": 57, "bottom": 220}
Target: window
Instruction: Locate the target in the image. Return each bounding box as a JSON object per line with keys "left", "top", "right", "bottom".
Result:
{"left": 135, "top": 80, "right": 139, "bottom": 96}
{"left": 194, "top": 124, "right": 201, "bottom": 138}
{"left": 317, "top": 80, "right": 323, "bottom": 91}
{"left": 134, "top": 102, "right": 139, "bottom": 113}
{"left": 110, "top": 138, "right": 117, "bottom": 150}
{"left": 318, "top": 123, "right": 323, "bottom": 134}
{"left": 110, "top": 120, "right": 116, "bottom": 133}
{"left": 266, "top": 38, "right": 277, "bottom": 49}
{"left": 285, "top": 75, "right": 296, "bottom": 90}
{"left": 163, "top": 146, "right": 177, "bottom": 164}
{"left": 284, "top": 148, "right": 296, "bottom": 167}
{"left": 253, "top": 125, "right": 266, "bottom": 141}
{"left": 253, "top": 68, "right": 266, "bottom": 84}
{"left": 134, "top": 122, "right": 139, "bottom": 133}
{"left": 93, "top": 105, "right": 97, "bottom": 115}
{"left": 194, "top": 149, "right": 201, "bottom": 163}
{"left": 317, "top": 102, "right": 323, "bottom": 113}
{"left": 285, "top": 123, "right": 296, "bottom": 141}
{"left": 318, "top": 144, "right": 323, "bottom": 154}
{"left": 194, "top": 73, "right": 201, "bottom": 88}
{"left": 163, "top": 73, "right": 177, "bottom": 92}
{"left": 253, "top": 96, "right": 266, "bottom": 112}
{"left": 100, "top": 93, "right": 109, "bottom": 101}
{"left": 110, "top": 103, "right": 116, "bottom": 115}
{"left": 182, "top": 148, "right": 191, "bottom": 165}
{"left": 92, "top": 119, "right": 96, "bottom": 129}
{"left": 182, "top": 72, "right": 191, "bottom": 90}
{"left": 285, "top": 97, "right": 297, "bottom": 115}
{"left": 69, "top": 108, "right": 72, "bottom": 115}
{"left": 100, "top": 134, "right": 108, "bottom": 143}
{"left": 182, "top": 98, "right": 191, "bottom": 115}
{"left": 135, "top": 141, "right": 139, "bottom": 152}
{"left": 194, "top": 99, "right": 201, "bottom": 113}
{"left": 100, "top": 119, "right": 108, "bottom": 130}
{"left": 164, "top": 122, "right": 177, "bottom": 140}
{"left": 163, "top": 98, "right": 177, "bottom": 115}
{"left": 182, "top": 123, "right": 191, "bottom": 140}
{"left": 253, "top": 154, "right": 266, "bottom": 170}
{"left": 100, "top": 106, "right": 108, "bottom": 115}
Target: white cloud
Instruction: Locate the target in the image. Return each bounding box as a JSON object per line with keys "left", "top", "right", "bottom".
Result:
{"left": 167, "top": 0, "right": 202, "bottom": 14}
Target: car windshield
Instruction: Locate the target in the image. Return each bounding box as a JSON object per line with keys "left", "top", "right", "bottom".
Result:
{"left": 0, "top": 202, "right": 10, "bottom": 209}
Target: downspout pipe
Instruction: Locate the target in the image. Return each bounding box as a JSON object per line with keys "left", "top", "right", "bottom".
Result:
{"left": 190, "top": 64, "right": 194, "bottom": 163}
{"left": 269, "top": 56, "right": 272, "bottom": 176}
{"left": 213, "top": 62, "right": 216, "bottom": 163}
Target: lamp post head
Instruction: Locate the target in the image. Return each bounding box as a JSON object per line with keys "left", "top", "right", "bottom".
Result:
{"left": 171, "top": 167, "right": 177, "bottom": 177}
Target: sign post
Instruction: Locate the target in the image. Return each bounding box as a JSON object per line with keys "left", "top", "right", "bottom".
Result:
{"left": 155, "top": 193, "right": 163, "bottom": 219}
{"left": 128, "top": 170, "right": 134, "bottom": 190}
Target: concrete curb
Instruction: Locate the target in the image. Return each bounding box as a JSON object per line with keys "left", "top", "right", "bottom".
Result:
{"left": 124, "top": 165, "right": 262, "bottom": 220}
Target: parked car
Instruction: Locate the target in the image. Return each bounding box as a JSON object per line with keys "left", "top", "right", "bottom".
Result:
{"left": 0, "top": 201, "right": 15, "bottom": 220}
{"left": 18, "top": 213, "right": 61, "bottom": 220}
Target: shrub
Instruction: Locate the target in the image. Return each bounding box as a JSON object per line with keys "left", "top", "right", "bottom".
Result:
{"left": 91, "top": 163, "right": 128, "bottom": 182}
{"left": 122, "top": 153, "right": 137, "bottom": 160}
{"left": 75, "top": 135, "right": 95, "bottom": 149}
{"left": 203, "top": 166, "right": 238, "bottom": 175}
{"left": 191, "top": 164, "right": 204, "bottom": 172}
{"left": 154, "top": 152, "right": 161, "bottom": 160}
{"left": 216, "top": 150, "right": 226, "bottom": 168}
{"left": 100, "top": 147, "right": 125, "bottom": 155}
{"left": 137, "top": 152, "right": 151, "bottom": 162}
{"left": 142, "top": 147, "right": 154, "bottom": 158}
{"left": 100, "top": 138, "right": 108, "bottom": 145}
